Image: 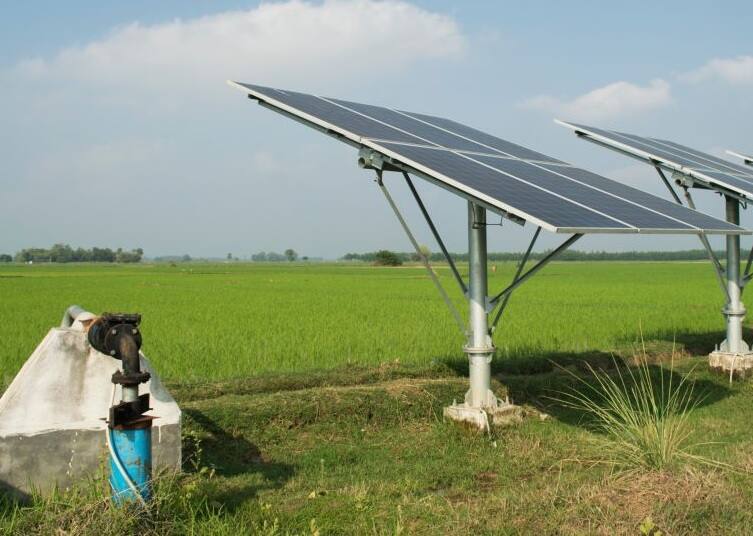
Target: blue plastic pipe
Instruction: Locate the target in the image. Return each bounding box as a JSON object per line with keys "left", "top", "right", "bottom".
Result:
{"left": 109, "top": 425, "right": 152, "bottom": 504}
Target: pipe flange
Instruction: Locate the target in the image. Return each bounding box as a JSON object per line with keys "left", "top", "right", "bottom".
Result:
{"left": 463, "top": 345, "right": 496, "bottom": 355}
{"left": 722, "top": 305, "right": 747, "bottom": 316}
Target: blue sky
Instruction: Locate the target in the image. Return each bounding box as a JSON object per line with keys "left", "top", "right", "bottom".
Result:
{"left": 2, "top": 1, "right": 752, "bottom": 258}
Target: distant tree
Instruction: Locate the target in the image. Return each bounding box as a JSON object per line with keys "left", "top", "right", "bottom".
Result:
{"left": 284, "top": 248, "right": 298, "bottom": 262}
{"left": 0, "top": 254, "right": 12, "bottom": 263}
{"left": 227, "top": 253, "right": 232, "bottom": 261}
{"left": 181, "top": 254, "right": 192, "bottom": 262}
{"left": 266, "top": 252, "right": 285, "bottom": 262}
{"left": 302, "top": 256, "right": 309, "bottom": 261}
{"left": 115, "top": 248, "right": 143, "bottom": 263}
{"left": 374, "top": 249, "right": 402, "bottom": 266}
{"left": 251, "top": 251, "right": 267, "bottom": 262}
{"left": 91, "top": 247, "right": 115, "bottom": 262}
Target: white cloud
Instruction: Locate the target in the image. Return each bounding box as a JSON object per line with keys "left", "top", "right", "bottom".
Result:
{"left": 521, "top": 79, "right": 672, "bottom": 122}
{"left": 681, "top": 55, "right": 753, "bottom": 85}
{"left": 14, "top": 0, "right": 465, "bottom": 97}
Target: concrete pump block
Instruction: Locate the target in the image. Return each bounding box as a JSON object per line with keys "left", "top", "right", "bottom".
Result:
{"left": 0, "top": 327, "right": 181, "bottom": 499}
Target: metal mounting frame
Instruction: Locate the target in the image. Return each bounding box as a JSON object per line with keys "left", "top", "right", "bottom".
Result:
{"left": 652, "top": 166, "right": 752, "bottom": 354}
{"left": 375, "top": 170, "right": 467, "bottom": 336}
{"left": 371, "top": 162, "right": 584, "bottom": 414}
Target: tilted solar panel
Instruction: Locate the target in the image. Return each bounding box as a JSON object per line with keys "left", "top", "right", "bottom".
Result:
{"left": 557, "top": 121, "right": 753, "bottom": 201}
{"left": 728, "top": 150, "right": 753, "bottom": 167}
{"left": 229, "top": 82, "right": 745, "bottom": 235}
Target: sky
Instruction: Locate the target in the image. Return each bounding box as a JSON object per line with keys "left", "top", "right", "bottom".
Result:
{"left": 1, "top": 1, "right": 752, "bottom": 259}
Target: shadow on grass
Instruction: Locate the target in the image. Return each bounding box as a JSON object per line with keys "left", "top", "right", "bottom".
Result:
{"left": 182, "top": 408, "right": 294, "bottom": 510}
{"left": 649, "top": 327, "right": 753, "bottom": 356}
{"left": 438, "top": 349, "right": 734, "bottom": 432}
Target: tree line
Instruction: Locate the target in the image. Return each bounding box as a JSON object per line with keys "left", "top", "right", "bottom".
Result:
{"left": 250, "top": 249, "right": 303, "bottom": 262}
{"left": 10, "top": 244, "right": 144, "bottom": 263}
{"left": 341, "top": 248, "right": 726, "bottom": 263}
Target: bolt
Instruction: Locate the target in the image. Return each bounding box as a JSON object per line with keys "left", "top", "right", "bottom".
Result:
{"left": 111, "top": 329, "right": 117, "bottom": 335}
{"left": 110, "top": 350, "right": 116, "bottom": 356}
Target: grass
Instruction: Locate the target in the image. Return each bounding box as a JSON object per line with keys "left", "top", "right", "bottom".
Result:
{"left": 3, "top": 261, "right": 753, "bottom": 533}
{"left": 0, "top": 260, "right": 744, "bottom": 388}
{"left": 3, "top": 359, "right": 753, "bottom": 534}
{"left": 554, "top": 353, "right": 709, "bottom": 472}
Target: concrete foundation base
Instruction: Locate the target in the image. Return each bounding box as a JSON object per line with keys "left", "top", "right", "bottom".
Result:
{"left": 0, "top": 326, "right": 181, "bottom": 499}
{"left": 709, "top": 350, "right": 753, "bottom": 379}
{"left": 444, "top": 399, "right": 523, "bottom": 430}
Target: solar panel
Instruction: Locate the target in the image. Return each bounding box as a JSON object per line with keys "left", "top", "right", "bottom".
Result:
{"left": 728, "top": 150, "right": 753, "bottom": 167}
{"left": 557, "top": 120, "right": 753, "bottom": 201}
{"left": 229, "top": 82, "right": 744, "bottom": 235}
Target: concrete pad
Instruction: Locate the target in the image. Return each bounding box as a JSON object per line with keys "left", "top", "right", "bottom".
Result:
{"left": 0, "top": 326, "right": 181, "bottom": 498}
{"left": 709, "top": 350, "right": 753, "bottom": 379}
{"left": 444, "top": 400, "right": 523, "bottom": 431}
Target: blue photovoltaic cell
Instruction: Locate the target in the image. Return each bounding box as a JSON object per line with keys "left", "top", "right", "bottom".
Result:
{"left": 375, "top": 143, "right": 627, "bottom": 229}
{"left": 570, "top": 124, "right": 716, "bottom": 171}
{"left": 566, "top": 121, "right": 753, "bottom": 197}
{"left": 241, "top": 84, "right": 425, "bottom": 144}
{"left": 468, "top": 154, "right": 693, "bottom": 230}
{"left": 403, "top": 111, "right": 562, "bottom": 163}
{"left": 233, "top": 82, "right": 744, "bottom": 234}
{"left": 654, "top": 139, "right": 753, "bottom": 178}
{"left": 536, "top": 164, "right": 739, "bottom": 232}
{"left": 327, "top": 98, "right": 499, "bottom": 154}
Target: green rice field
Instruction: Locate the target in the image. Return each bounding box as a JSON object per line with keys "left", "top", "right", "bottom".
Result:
{"left": 5, "top": 260, "right": 753, "bottom": 534}
{"left": 0, "top": 260, "right": 741, "bottom": 389}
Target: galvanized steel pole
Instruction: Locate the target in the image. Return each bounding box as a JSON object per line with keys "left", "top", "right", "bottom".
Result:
{"left": 466, "top": 202, "right": 494, "bottom": 408}
{"left": 725, "top": 196, "right": 746, "bottom": 353}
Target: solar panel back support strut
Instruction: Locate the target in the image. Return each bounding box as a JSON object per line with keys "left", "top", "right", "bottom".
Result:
{"left": 488, "top": 226, "right": 542, "bottom": 334}
{"left": 375, "top": 170, "right": 467, "bottom": 336}
{"left": 653, "top": 167, "right": 729, "bottom": 299}
{"left": 562, "top": 120, "right": 753, "bottom": 367}
{"left": 402, "top": 172, "right": 468, "bottom": 296}
{"left": 654, "top": 165, "right": 751, "bottom": 353}
{"left": 487, "top": 233, "right": 583, "bottom": 308}
{"left": 376, "top": 171, "right": 522, "bottom": 425}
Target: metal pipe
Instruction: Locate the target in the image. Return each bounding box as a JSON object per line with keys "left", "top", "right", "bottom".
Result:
{"left": 466, "top": 202, "right": 493, "bottom": 409}
{"left": 725, "top": 196, "right": 747, "bottom": 353}
{"left": 403, "top": 172, "right": 468, "bottom": 295}
{"left": 60, "top": 305, "right": 87, "bottom": 327}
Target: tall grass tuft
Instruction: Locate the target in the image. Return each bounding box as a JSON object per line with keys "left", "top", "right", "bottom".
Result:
{"left": 554, "top": 353, "right": 717, "bottom": 472}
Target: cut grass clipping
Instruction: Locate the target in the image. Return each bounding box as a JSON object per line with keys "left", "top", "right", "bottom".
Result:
{"left": 554, "top": 354, "right": 722, "bottom": 472}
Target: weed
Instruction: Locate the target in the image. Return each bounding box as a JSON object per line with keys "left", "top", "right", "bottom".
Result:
{"left": 553, "top": 353, "right": 723, "bottom": 472}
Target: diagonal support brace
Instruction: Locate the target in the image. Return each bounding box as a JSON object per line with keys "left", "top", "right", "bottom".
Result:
{"left": 742, "top": 243, "right": 753, "bottom": 289}
{"left": 375, "top": 171, "right": 467, "bottom": 336}
{"left": 488, "top": 233, "right": 582, "bottom": 313}
{"left": 489, "top": 226, "right": 541, "bottom": 333}
{"left": 402, "top": 172, "right": 468, "bottom": 296}
{"left": 654, "top": 166, "right": 729, "bottom": 301}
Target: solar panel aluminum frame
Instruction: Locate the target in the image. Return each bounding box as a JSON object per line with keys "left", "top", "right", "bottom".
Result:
{"left": 229, "top": 81, "right": 745, "bottom": 423}
{"left": 231, "top": 82, "right": 590, "bottom": 426}
{"left": 231, "top": 82, "right": 529, "bottom": 230}
{"left": 557, "top": 119, "right": 753, "bottom": 366}
{"left": 231, "top": 82, "right": 738, "bottom": 236}
{"left": 556, "top": 120, "right": 753, "bottom": 203}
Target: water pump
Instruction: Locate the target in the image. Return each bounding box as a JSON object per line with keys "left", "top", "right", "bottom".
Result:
{"left": 88, "top": 313, "right": 153, "bottom": 505}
